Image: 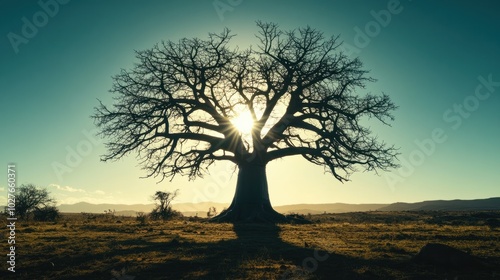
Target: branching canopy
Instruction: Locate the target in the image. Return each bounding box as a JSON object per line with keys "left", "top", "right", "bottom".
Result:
{"left": 94, "top": 22, "right": 398, "bottom": 182}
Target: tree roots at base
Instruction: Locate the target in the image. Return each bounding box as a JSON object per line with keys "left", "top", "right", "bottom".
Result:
{"left": 209, "top": 205, "right": 311, "bottom": 224}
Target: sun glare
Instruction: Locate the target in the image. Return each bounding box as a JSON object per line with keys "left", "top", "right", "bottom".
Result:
{"left": 231, "top": 111, "right": 254, "bottom": 134}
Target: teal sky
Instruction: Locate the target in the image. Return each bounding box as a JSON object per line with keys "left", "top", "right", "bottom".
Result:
{"left": 1, "top": 0, "right": 499, "bottom": 207}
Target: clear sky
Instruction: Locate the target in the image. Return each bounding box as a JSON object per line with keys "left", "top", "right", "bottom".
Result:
{"left": 1, "top": 0, "right": 499, "bottom": 207}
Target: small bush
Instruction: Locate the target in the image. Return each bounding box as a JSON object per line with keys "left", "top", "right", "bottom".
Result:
{"left": 136, "top": 212, "right": 148, "bottom": 225}
{"left": 33, "top": 206, "right": 60, "bottom": 222}
{"left": 207, "top": 207, "right": 218, "bottom": 218}
{"left": 150, "top": 208, "right": 183, "bottom": 220}
{"left": 149, "top": 189, "right": 183, "bottom": 221}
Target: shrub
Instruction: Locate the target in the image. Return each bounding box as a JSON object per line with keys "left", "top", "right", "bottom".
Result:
{"left": 33, "top": 206, "right": 60, "bottom": 221}
{"left": 136, "top": 212, "right": 148, "bottom": 225}
{"left": 207, "top": 207, "right": 218, "bottom": 218}
{"left": 149, "top": 189, "right": 182, "bottom": 220}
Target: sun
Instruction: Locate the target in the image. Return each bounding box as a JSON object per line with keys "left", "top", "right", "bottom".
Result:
{"left": 231, "top": 111, "right": 254, "bottom": 134}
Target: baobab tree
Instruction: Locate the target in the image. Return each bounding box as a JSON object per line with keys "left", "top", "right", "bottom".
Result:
{"left": 94, "top": 22, "right": 398, "bottom": 223}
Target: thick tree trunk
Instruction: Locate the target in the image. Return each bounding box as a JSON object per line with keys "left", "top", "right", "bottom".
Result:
{"left": 210, "top": 162, "right": 288, "bottom": 223}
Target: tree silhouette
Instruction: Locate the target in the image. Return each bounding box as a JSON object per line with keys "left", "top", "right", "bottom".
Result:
{"left": 15, "top": 184, "right": 56, "bottom": 220}
{"left": 150, "top": 189, "right": 180, "bottom": 220}
{"left": 94, "top": 22, "right": 398, "bottom": 223}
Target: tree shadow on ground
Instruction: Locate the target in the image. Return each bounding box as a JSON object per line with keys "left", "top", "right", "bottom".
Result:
{"left": 117, "top": 223, "right": 382, "bottom": 280}
{"left": 15, "top": 223, "right": 498, "bottom": 280}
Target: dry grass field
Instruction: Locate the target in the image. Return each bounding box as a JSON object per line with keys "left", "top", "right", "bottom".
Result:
{"left": 1, "top": 211, "right": 499, "bottom": 279}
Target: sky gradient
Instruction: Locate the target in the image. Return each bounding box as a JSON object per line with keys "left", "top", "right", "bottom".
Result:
{"left": 1, "top": 0, "right": 499, "bottom": 207}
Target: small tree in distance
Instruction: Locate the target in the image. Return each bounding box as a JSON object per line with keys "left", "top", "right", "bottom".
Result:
{"left": 94, "top": 22, "right": 399, "bottom": 223}
{"left": 16, "top": 184, "right": 58, "bottom": 220}
{"left": 207, "top": 207, "right": 218, "bottom": 218}
{"left": 150, "top": 189, "right": 181, "bottom": 220}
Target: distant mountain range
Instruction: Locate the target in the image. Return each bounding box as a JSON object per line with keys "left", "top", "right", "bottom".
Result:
{"left": 377, "top": 197, "right": 500, "bottom": 211}
{"left": 55, "top": 197, "right": 500, "bottom": 217}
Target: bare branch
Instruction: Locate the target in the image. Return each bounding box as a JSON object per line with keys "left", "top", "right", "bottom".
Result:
{"left": 93, "top": 22, "right": 398, "bottom": 183}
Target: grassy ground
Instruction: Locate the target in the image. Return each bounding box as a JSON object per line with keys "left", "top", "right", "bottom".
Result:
{"left": 1, "top": 211, "right": 499, "bottom": 279}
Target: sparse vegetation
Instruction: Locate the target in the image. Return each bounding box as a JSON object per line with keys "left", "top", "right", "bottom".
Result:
{"left": 32, "top": 205, "right": 60, "bottom": 222}
{"left": 15, "top": 184, "right": 58, "bottom": 220}
{"left": 136, "top": 212, "right": 148, "bottom": 225}
{"left": 150, "top": 189, "right": 182, "bottom": 221}
{"left": 104, "top": 209, "right": 116, "bottom": 216}
{"left": 2, "top": 211, "right": 499, "bottom": 279}
{"left": 207, "top": 206, "right": 218, "bottom": 218}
